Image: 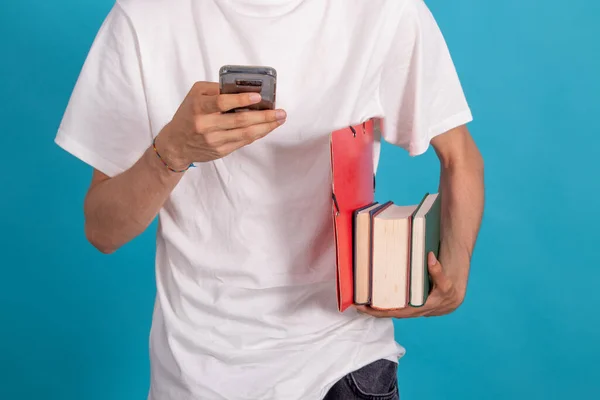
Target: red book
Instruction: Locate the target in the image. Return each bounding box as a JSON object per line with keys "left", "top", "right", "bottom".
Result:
{"left": 330, "top": 119, "right": 378, "bottom": 312}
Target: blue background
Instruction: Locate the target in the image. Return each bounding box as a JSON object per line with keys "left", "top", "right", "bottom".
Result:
{"left": 1, "top": 0, "right": 598, "bottom": 399}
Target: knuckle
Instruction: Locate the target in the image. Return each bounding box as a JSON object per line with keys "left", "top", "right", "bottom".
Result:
{"left": 194, "top": 116, "right": 207, "bottom": 133}
{"left": 442, "top": 285, "right": 453, "bottom": 296}
{"left": 202, "top": 133, "right": 220, "bottom": 148}
{"left": 238, "top": 127, "right": 253, "bottom": 141}
{"left": 441, "top": 279, "right": 452, "bottom": 292}
{"left": 216, "top": 95, "right": 228, "bottom": 112}
{"left": 255, "top": 111, "right": 269, "bottom": 123}
{"left": 233, "top": 112, "right": 249, "bottom": 127}
{"left": 237, "top": 93, "right": 250, "bottom": 106}
{"left": 217, "top": 145, "right": 233, "bottom": 158}
{"left": 255, "top": 126, "right": 270, "bottom": 140}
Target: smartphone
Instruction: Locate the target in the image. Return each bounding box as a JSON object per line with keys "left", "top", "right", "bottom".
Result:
{"left": 219, "top": 65, "right": 277, "bottom": 112}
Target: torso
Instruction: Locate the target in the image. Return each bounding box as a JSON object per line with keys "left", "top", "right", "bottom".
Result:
{"left": 119, "top": 0, "right": 408, "bottom": 398}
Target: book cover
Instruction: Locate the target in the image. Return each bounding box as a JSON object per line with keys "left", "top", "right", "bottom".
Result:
{"left": 353, "top": 201, "right": 392, "bottom": 305}
{"left": 330, "top": 119, "right": 377, "bottom": 312}
{"left": 370, "top": 203, "right": 416, "bottom": 310}
{"left": 409, "top": 193, "right": 441, "bottom": 307}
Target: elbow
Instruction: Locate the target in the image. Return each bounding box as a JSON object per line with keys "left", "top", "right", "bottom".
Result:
{"left": 85, "top": 222, "right": 118, "bottom": 255}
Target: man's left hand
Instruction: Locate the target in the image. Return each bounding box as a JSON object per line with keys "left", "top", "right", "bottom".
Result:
{"left": 355, "top": 252, "right": 466, "bottom": 318}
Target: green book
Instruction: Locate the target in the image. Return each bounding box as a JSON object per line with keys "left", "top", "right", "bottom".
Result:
{"left": 409, "top": 193, "right": 441, "bottom": 307}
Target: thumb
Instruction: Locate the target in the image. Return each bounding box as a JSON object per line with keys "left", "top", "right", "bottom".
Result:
{"left": 428, "top": 251, "right": 439, "bottom": 267}
{"left": 428, "top": 252, "right": 452, "bottom": 292}
{"left": 428, "top": 252, "right": 443, "bottom": 279}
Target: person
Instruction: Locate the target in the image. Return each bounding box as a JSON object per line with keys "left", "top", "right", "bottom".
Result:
{"left": 55, "top": 0, "right": 485, "bottom": 399}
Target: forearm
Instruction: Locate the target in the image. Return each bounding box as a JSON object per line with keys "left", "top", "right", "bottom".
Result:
{"left": 84, "top": 131, "right": 184, "bottom": 253}
{"left": 438, "top": 149, "right": 485, "bottom": 295}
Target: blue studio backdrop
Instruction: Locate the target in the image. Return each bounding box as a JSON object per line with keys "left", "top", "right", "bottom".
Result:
{"left": 1, "top": 1, "right": 598, "bottom": 399}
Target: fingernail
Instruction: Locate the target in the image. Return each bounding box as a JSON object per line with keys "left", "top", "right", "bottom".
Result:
{"left": 276, "top": 110, "right": 287, "bottom": 120}
{"left": 249, "top": 93, "right": 261, "bottom": 103}
{"left": 428, "top": 252, "right": 437, "bottom": 265}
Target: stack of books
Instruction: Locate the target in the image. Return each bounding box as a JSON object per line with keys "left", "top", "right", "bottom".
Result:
{"left": 329, "top": 118, "right": 441, "bottom": 312}
{"left": 353, "top": 193, "right": 441, "bottom": 310}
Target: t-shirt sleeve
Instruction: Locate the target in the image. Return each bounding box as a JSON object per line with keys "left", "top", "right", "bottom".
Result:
{"left": 55, "top": 3, "right": 152, "bottom": 177}
{"left": 379, "top": 0, "right": 473, "bottom": 156}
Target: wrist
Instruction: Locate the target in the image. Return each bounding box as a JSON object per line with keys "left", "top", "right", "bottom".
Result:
{"left": 154, "top": 124, "right": 191, "bottom": 172}
{"left": 439, "top": 249, "right": 470, "bottom": 292}
{"left": 446, "top": 261, "right": 469, "bottom": 297}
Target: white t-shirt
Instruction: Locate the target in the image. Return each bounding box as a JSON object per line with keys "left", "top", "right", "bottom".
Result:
{"left": 55, "top": 0, "right": 472, "bottom": 399}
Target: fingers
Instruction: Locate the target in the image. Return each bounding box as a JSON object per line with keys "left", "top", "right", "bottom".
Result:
{"left": 204, "top": 120, "right": 285, "bottom": 155}
{"left": 355, "top": 305, "right": 427, "bottom": 319}
{"left": 198, "top": 92, "right": 263, "bottom": 114}
{"left": 357, "top": 255, "right": 464, "bottom": 320}
{"left": 190, "top": 81, "right": 265, "bottom": 114}
{"left": 198, "top": 109, "right": 287, "bottom": 133}
{"left": 355, "top": 305, "right": 394, "bottom": 318}
{"left": 174, "top": 82, "right": 283, "bottom": 163}
{"left": 218, "top": 119, "right": 284, "bottom": 144}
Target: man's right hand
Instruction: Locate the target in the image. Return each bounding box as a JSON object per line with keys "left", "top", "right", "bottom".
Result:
{"left": 155, "top": 81, "right": 287, "bottom": 170}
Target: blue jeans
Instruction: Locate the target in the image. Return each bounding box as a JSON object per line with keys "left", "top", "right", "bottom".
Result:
{"left": 324, "top": 359, "right": 399, "bottom": 400}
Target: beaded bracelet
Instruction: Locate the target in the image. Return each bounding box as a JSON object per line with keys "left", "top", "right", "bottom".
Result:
{"left": 152, "top": 137, "right": 195, "bottom": 173}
